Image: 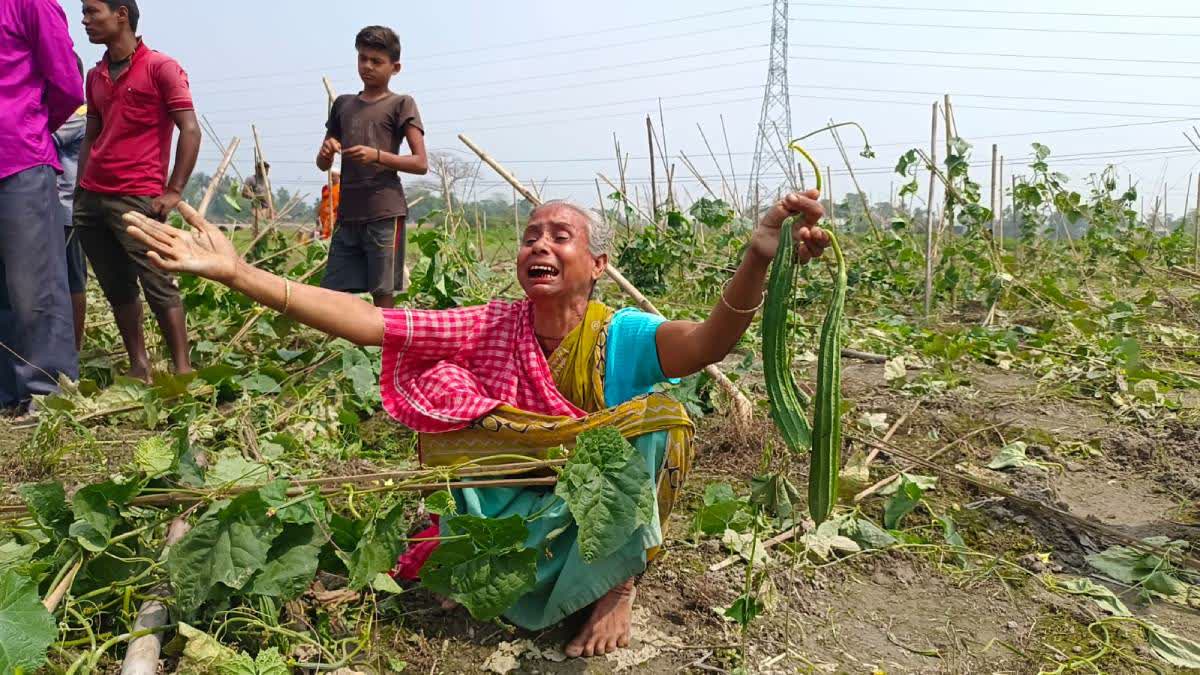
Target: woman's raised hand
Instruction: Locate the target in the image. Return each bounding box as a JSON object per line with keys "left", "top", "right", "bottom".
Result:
{"left": 123, "top": 202, "right": 241, "bottom": 285}
{"left": 749, "top": 190, "right": 830, "bottom": 264}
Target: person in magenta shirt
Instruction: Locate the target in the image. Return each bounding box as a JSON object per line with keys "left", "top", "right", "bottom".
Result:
{"left": 75, "top": 0, "right": 202, "bottom": 380}
{"left": 0, "top": 0, "right": 85, "bottom": 418}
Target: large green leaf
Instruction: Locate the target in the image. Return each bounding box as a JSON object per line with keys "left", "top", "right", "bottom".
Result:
{"left": 345, "top": 502, "right": 408, "bottom": 590}
{"left": 69, "top": 479, "right": 143, "bottom": 552}
{"left": 245, "top": 523, "right": 324, "bottom": 599}
{"left": 177, "top": 622, "right": 290, "bottom": 674}
{"left": 167, "top": 489, "right": 282, "bottom": 615}
{"left": 883, "top": 476, "right": 925, "bottom": 529}
{"left": 420, "top": 514, "right": 537, "bottom": 621}
{"left": 1143, "top": 623, "right": 1200, "bottom": 669}
{"left": 555, "top": 427, "right": 654, "bottom": 562}
{"left": 259, "top": 480, "right": 328, "bottom": 526}
{"left": 692, "top": 483, "right": 754, "bottom": 536}
{"left": 0, "top": 570, "right": 57, "bottom": 673}
{"left": 19, "top": 481, "right": 71, "bottom": 540}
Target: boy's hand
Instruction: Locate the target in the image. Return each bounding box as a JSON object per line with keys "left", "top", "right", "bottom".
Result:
{"left": 342, "top": 145, "right": 377, "bottom": 164}
{"left": 150, "top": 190, "right": 183, "bottom": 219}
{"left": 319, "top": 137, "right": 342, "bottom": 161}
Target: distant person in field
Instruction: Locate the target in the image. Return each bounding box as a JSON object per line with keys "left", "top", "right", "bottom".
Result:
{"left": 123, "top": 191, "right": 828, "bottom": 658}
{"left": 0, "top": 0, "right": 84, "bottom": 419}
{"left": 318, "top": 170, "right": 341, "bottom": 240}
{"left": 55, "top": 54, "right": 92, "bottom": 352}
{"left": 75, "top": 0, "right": 202, "bottom": 379}
{"left": 241, "top": 160, "right": 272, "bottom": 227}
{"left": 316, "top": 25, "right": 427, "bottom": 308}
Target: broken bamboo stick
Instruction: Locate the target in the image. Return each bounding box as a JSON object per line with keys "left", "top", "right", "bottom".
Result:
{"left": 197, "top": 137, "right": 241, "bottom": 219}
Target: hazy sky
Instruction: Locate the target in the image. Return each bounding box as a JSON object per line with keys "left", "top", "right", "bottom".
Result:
{"left": 58, "top": 0, "right": 1200, "bottom": 218}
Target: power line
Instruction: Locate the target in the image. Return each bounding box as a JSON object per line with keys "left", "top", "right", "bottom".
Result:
{"left": 791, "top": 17, "right": 1200, "bottom": 38}
{"left": 191, "top": 18, "right": 767, "bottom": 93}
{"left": 790, "top": 55, "right": 1200, "bottom": 82}
{"left": 790, "top": 2, "right": 1200, "bottom": 21}
{"left": 199, "top": 45, "right": 765, "bottom": 114}
{"left": 790, "top": 42, "right": 1200, "bottom": 68}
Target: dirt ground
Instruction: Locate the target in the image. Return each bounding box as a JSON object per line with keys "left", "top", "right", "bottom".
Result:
{"left": 363, "top": 361, "right": 1200, "bottom": 674}
{"left": 2, "top": 358, "right": 1196, "bottom": 674}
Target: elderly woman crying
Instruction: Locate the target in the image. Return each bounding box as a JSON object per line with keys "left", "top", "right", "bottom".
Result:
{"left": 122, "top": 190, "right": 828, "bottom": 657}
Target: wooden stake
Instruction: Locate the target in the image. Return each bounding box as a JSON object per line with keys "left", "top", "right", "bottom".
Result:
{"left": 1194, "top": 173, "right": 1200, "bottom": 269}
{"left": 1183, "top": 172, "right": 1192, "bottom": 234}
{"left": 322, "top": 76, "right": 337, "bottom": 238}
{"left": 120, "top": 518, "right": 191, "bottom": 675}
{"left": 647, "top": 116, "right": 659, "bottom": 221}
{"left": 197, "top": 136, "right": 240, "bottom": 219}
{"left": 998, "top": 156, "right": 1005, "bottom": 243}
{"left": 924, "top": 102, "right": 938, "bottom": 318}
{"left": 943, "top": 96, "right": 954, "bottom": 238}
{"left": 989, "top": 143, "right": 999, "bottom": 241}
{"left": 1164, "top": 182, "right": 1170, "bottom": 231}
{"left": 458, "top": 133, "right": 754, "bottom": 426}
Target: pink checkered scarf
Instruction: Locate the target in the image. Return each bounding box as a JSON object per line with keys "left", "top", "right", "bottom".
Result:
{"left": 379, "top": 299, "right": 586, "bottom": 433}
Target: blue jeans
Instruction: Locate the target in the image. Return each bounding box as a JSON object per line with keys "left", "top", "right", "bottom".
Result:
{"left": 0, "top": 165, "right": 78, "bottom": 406}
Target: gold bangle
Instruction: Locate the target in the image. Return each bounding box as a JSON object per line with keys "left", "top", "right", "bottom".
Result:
{"left": 720, "top": 279, "right": 765, "bottom": 315}
{"left": 281, "top": 278, "right": 292, "bottom": 315}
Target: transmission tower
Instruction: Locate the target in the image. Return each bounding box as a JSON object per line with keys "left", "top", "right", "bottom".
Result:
{"left": 747, "top": 0, "right": 793, "bottom": 211}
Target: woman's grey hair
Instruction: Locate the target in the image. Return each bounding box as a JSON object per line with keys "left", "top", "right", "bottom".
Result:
{"left": 531, "top": 200, "right": 614, "bottom": 257}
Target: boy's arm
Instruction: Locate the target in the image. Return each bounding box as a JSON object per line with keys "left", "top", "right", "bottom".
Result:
{"left": 317, "top": 134, "right": 341, "bottom": 172}
{"left": 343, "top": 126, "right": 428, "bottom": 175}
{"left": 76, "top": 114, "right": 102, "bottom": 189}
{"left": 152, "top": 109, "right": 201, "bottom": 217}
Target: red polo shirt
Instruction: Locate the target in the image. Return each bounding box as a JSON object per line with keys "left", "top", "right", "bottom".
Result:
{"left": 79, "top": 40, "right": 194, "bottom": 196}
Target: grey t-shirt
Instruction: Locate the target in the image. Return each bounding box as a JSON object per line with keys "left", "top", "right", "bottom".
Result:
{"left": 325, "top": 92, "right": 423, "bottom": 225}
{"left": 53, "top": 112, "right": 87, "bottom": 209}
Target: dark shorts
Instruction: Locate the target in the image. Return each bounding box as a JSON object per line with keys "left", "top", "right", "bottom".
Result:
{"left": 57, "top": 202, "right": 87, "bottom": 295}
{"left": 73, "top": 188, "right": 181, "bottom": 310}
{"left": 321, "top": 217, "right": 405, "bottom": 297}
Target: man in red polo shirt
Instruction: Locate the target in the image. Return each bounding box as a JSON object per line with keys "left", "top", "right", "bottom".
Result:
{"left": 75, "top": 0, "right": 201, "bottom": 379}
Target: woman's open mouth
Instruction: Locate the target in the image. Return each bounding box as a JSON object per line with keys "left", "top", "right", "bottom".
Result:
{"left": 527, "top": 264, "right": 560, "bottom": 281}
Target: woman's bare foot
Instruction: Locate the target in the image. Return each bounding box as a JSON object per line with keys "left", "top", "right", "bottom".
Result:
{"left": 565, "top": 578, "right": 636, "bottom": 658}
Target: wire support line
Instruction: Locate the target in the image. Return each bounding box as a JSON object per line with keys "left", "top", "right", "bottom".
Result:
{"left": 790, "top": 1, "right": 1200, "bottom": 20}
{"left": 788, "top": 42, "right": 1200, "bottom": 68}
{"left": 790, "top": 16, "right": 1200, "bottom": 38}
{"left": 789, "top": 55, "right": 1200, "bottom": 81}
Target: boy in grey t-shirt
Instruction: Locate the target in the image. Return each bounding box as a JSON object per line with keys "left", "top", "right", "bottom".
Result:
{"left": 55, "top": 55, "right": 89, "bottom": 350}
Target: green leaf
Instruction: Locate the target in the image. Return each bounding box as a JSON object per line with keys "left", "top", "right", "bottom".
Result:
{"left": 420, "top": 514, "right": 537, "bottom": 621}
{"left": 877, "top": 473, "right": 936, "bottom": 495}
{"left": 204, "top": 451, "right": 269, "bottom": 489}
{"left": 986, "top": 441, "right": 1045, "bottom": 471}
{"left": 346, "top": 502, "right": 408, "bottom": 590}
{"left": 722, "top": 594, "right": 762, "bottom": 628}
{"left": 245, "top": 523, "right": 323, "bottom": 599}
{"left": 799, "top": 520, "right": 860, "bottom": 561}
{"left": 259, "top": 480, "right": 327, "bottom": 526}
{"left": 372, "top": 572, "right": 404, "bottom": 595}
{"left": 69, "top": 479, "right": 143, "bottom": 552}
{"left": 554, "top": 427, "right": 654, "bottom": 562}
{"left": 133, "top": 436, "right": 176, "bottom": 477}
{"left": 843, "top": 517, "right": 897, "bottom": 550}
{"left": 167, "top": 489, "right": 283, "bottom": 615}
{"left": 0, "top": 570, "right": 57, "bottom": 674}
{"left": 177, "top": 622, "right": 290, "bottom": 674}
{"left": 424, "top": 490, "right": 457, "bottom": 517}
{"left": 238, "top": 373, "right": 280, "bottom": 395}
{"left": 19, "top": 481, "right": 71, "bottom": 540}
{"left": 883, "top": 476, "right": 924, "bottom": 529}
{"left": 1057, "top": 578, "right": 1130, "bottom": 617}
{"left": 0, "top": 541, "right": 39, "bottom": 573}
{"left": 750, "top": 473, "right": 802, "bottom": 521}
{"left": 1143, "top": 623, "right": 1200, "bottom": 669}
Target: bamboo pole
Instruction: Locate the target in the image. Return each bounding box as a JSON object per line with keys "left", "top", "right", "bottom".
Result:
{"left": 943, "top": 95, "right": 954, "bottom": 238}
{"left": 1182, "top": 173, "right": 1192, "bottom": 234}
{"left": 322, "top": 76, "right": 337, "bottom": 238}
{"left": 458, "top": 133, "right": 754, "bottom": 426}
{"left": 1194, "top": 173, "right": 1200, "bottom": 269}
{"left": 924, "top": 102, "right": 938, "bottom": 317}
{"left": 120, "top": 518, "right": 190, "bottom": 675}
{"left": 998, "top": 156, "right": 1005, "bottom": 244}
{"left": 197, "top": 137, "right": 241, "bottom": 219}
{"left": 989, "top": 143, "right": 999, "bottom": 241}
{"left": 647, "top": 116, "right": 659, "bottom": 222}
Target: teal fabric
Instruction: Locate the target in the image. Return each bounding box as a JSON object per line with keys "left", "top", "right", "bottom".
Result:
{"left": 447, "top": 308, "right": 672, "bottom": 630}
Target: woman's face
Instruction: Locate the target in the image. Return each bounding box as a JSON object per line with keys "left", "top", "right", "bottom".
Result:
{"left": 517, "top": 204, "right": 606, "bottom": 303}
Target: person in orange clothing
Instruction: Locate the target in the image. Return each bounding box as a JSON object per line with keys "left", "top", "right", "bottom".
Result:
{"left": 318, "top": 170, "right": 340, "bottom": 240}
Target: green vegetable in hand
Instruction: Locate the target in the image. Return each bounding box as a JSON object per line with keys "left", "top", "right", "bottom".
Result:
{"left": 761, "top": 142, "right": 847, "bottom": 525}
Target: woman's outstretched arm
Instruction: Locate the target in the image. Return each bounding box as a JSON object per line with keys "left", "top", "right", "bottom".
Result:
{"left": 656, "top": 191, "right": 828, "bottom": 379}
{"left": 123, "top": 202, "right": 385, "bottom": 346}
